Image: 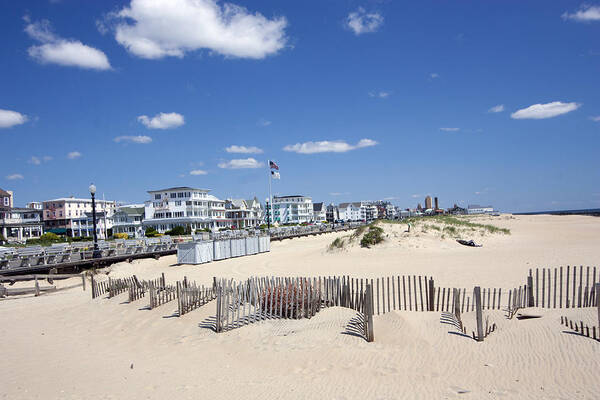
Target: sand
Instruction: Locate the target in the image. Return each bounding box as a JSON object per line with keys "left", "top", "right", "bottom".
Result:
{"left": 1, "top": 214, "right": 599, "bottom": 399}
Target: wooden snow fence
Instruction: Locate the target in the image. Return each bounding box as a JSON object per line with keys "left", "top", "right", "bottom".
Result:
{"left": 213, "top": 276, "right": 376, "bottom": 341}
{"left": 560, "top": 315, "right": 599, "bottom": 342}
{"left": 526, "top": 266, "right": 598, "bottom": 309}
{"left": 148, "top": 281, "right": 177, "bottom": 309}
{"left": 128, "top": 274, "right": 165, "bottom": 303}
{"left": 177, "top": 280, "right": 216, "bottom": 316}
{"left": 107, "top": 277, "right": 136, "bottom": 298}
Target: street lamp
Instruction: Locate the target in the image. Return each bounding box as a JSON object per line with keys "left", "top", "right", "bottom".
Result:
{"left": 265, "top": 198, "right": 271, "bottom": 230}
{"left": 89, "top": 184, "right": 101, "bottom": 259}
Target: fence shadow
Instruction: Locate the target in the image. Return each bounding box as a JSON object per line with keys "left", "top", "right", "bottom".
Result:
{"left": 341, "top": 313, "right": 367, "bottom": 340}
{"left": 199, "top": 316, "right": 217, "bottom": 332}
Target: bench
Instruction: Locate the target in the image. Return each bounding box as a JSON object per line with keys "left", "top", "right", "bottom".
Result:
{"left": 44, "top": 246, "right": 72, "bottom": 264}
{"left": 16, "top": 246, "right": 45, "bottom": 267}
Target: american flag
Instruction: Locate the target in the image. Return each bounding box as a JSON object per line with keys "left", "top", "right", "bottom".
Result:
{"left": 269, "top": 160, "right": 279, "bottom": 170}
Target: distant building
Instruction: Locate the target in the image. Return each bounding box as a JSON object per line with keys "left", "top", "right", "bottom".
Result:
{"left": 312, "top": 202, "right": 326, "bottom": 222}
{"left": 42, "top": 196, "right": 116, "bottom": 236}
{"left": 113, "top": 205, "right": 145, "bottom": 238}
{"left": 425, "top": 196, "right": 432, "bottom": 210}
{"left": 0, "top": 207, "right": 44, "bottom": 241}
{"left": 326, "top": 203, "right": 339, "bottom": 222}
{"left": 27, "top": 202, "right": 43, "bottom": 210}
{"left": 0, "top": 188, "right": 14, "bottom": 208}
{"left": 338, "top": 202, "right": 377, "bottom": 222}
{"left": 434, "top": 197, "right": 439, "bottom": 210}
{"left": 448, "top": 204, "right": 466, "bottom": 215}
{"left": 225, "top": 198, "right": 263, "bottom": 229}
{"left": 467, "top": 204, "right": 495, "bottom": 215}
{"left": 143, "top": 187, "right": 227, "bottom": 233}
{"left": 272, "top": 195, "right": 313, "bottom": 224}
{"left": 71, "top": 210, "right": 113, "bottom": 239}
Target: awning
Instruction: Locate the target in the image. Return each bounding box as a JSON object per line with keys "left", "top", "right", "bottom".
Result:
{"left": 46, "top": 228, "right": 67, "bottom": 234}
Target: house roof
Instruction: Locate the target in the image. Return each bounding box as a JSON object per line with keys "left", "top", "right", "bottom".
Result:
{"left": 116, "top": 206, "right": 144, "bottom": 215}
{"left": 147, "top": 187, "right": 210, "bottom": 193}
{"left": 0, "top": 188, "right": 10, "bottom": 197}
{"left": 339, "top": 202, "right": 362, "bottom": 208}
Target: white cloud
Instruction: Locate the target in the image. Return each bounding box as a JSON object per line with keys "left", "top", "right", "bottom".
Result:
{"left": 29, "top": 156, "right": 41, "bottom": 165}
{"left": 283, "top": 138, "right": 377, "bottom": 154}
{"left": 511, "top": 101, "right": 581, "bottom": 119}
{"left": 6, "top": 173, "right": 24, "bottom": 180}
{"left": 0, "top": 109, "right": 28, "bottom": 128}
{"left": 105, "top": 0, "right": 287, "bottom": 60}
{"left": 439, "top": 127, "right": 459, "bottom": 132}
{"left": 43, "top": 155, "right": 53, "bottom": 162}
{"left": 225, "top": 145, "right": 263, "bottom": 154}
{"left": 562, "top": 5, "right": 600, "bottom": 22}
{"left": 114, "top": 135, "right": 152, "bottom": 144}
{"left": 347, "top": 7, "right": 383, "bottom": 35}
{"left": 25, "top": 18, "right": 111, "bottom": 70}
{"left": 488, "top": 104, "right": 505, "bottom": 113}
{"left": 369, "top": 91, "right": 390, "bottom": 98}
{"left": 258, "top": 119, "right": 272, "bottom": 127}
{"left": 190, "top": 169, "right": 208, "bottom": 175}
{"left": 218, "top": 158, "right": 264, "bottom": 169}
{"left": 67, "top": 151, "right": 81, "bottom": 159}
{"left": 138, "top": 112, "right": 184, "bottom": 129}
{"left": 430, "top": 73, "right": 439, "bottom": 79}
{"left": 411, "top": 194, "right": 422, "bottom": 198}
{"left": 589, "top": 116, "right": 600, "bottom": 122}
{"left": 329, "top": 192, "right": 349, "bottom": 196}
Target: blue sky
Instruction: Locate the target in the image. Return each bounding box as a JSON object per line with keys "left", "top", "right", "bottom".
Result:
{"left": 1, "top": 0, "right": 599, "bottom": 212}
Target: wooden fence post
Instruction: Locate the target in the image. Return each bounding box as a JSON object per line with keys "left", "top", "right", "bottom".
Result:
{"left": 474, "top": 286, "right": 483, "bottom": 342}
{"left": 527, "top": 276, "right": 534, "bottom": 307}
{"left": 91, "top": 274, "right": 96, "bottom": 299}
{"left": 365, "top": 283, "right": 374, "bottom": 342}
{"left": 81, "top": 272, "right": 86, "bottom": 291}
{"left": 34, "top": 275, "right": 40, "bottom": 296}
{"left": 215, "top": 283, "right": 222, "bottom": 332}
{"left": 596, "top": 283, "right": 600, "bottom": 330}
{"left": 428, "top": 278, "right": 434, "bottom": 311}
{"left": 453, "top": 288, "right": 461, "bottom": 322}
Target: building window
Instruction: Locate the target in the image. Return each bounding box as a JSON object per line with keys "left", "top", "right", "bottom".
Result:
{"left": 170, "top": 193, "right": 177, "bottom": 199}
{"left": 155, "top": 194, "right": 161, "bottom": 200}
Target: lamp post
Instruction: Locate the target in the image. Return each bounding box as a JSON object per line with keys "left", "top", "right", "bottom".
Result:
{"left": 265, "top": 198, "right": 271, "bottom": 230}
{"left": 89, "top": 184, "right": 101, "bottom": 259}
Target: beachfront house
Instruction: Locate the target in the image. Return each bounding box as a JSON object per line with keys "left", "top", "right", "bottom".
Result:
{"left": 143, "top": 187, "right": 227, "bottom": 233}
{"left": 225, "top": 198, "right": 263, "bottom": 229}
{"left": 0, "top": 207, "right": 44, "bottom": 242}
{"left": 272, "top": 195, "right": 313, "bottom": 225}
{"left": 326, "top": 203, "right": 339, "bottom": 222}
{"left": 71, "top": 210, "right": 113, "bottom": 239}
{"left": 312, "top": 202, "right": 326, "bottom": 222}
{"left": 338, "top": 201, "right": 377, "bottom": 222}
{"left": 112, "top": 205, "right": 145, "bottom": 238}
{"left": 42, "top": 196, "right": 116, "bottom": 236}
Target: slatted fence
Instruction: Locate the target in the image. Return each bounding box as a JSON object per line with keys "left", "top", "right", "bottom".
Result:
{"left": 527, "top": 266, "right": 598, "bottom": 309}
{"left": 560, "top": 316, "right": 599, "bottom": 342}
{"left": 148, "top": 281, "right": 177, "bottom": 309}
{"left": 177, "top": 281, "right": 216, "bottom": 316}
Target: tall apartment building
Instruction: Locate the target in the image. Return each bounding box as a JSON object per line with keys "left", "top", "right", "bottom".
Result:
{"left": 42, "top": 196, "right": 116, "bottom": 236}
{"left": 271, "top": 195, "right": 313, "bottom": 224}
{"left": 425, "top": 196, "right": 433, "bottom": 210}
{"left": 143, "top": 187, "right": 227, "bottom": 233}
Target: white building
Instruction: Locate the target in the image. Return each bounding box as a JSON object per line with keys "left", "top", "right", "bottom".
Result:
{"left": 71, "top": 211, "right": 113, "bottom": 239}
{"left": 312, "top": 202, "right": 326, "bottom": 222}
{"left": 467, "top": 204, "right": 495, "bottom": 215}
{"left": 27, "top": 202, "right": 43, "bottom": 210}
{"left": 112, "top": 205, "right": 145, "bottom": 238}
{"left": 42, "top": 196, "right": 116, "bottom": 236}
{"left": 0, "top": 207, "right": 44, "bottom": 241}
{"left": 143, "top": 187, "right": 227, "bottom": 233}
{"left": 225, "top": 198, "right": 263, "bottom": 229}
{"left": 338, "top": 201, "right": 376, "bottom": 222}
{"left": 271, "top": 195, "right": 313, "bottom": 225}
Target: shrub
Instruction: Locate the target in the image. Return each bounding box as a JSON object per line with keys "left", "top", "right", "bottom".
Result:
{"left": 114, "top": 232, "right": 129, "bottom": 239}
{"left": 145, "top": 227, "right": 159, "bottom": 237}
{"left": 328, "top": 237, "right": 346, "bottom": 251}
{"left": 258, "top": 224, "right": 268, "bottom": 230}
{"left": 40, "top": 232, "right": 61, "bottom": 242}
{"left": 165, "top": 226, "right": 185, "bottom": 236}
{"left": 360, "top": 226, "right": 385, "bottom": 248}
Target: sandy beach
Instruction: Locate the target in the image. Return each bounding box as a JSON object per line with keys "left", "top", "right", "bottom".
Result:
{"left": 1, "top": 214, "right": 599, "bottom": 399}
